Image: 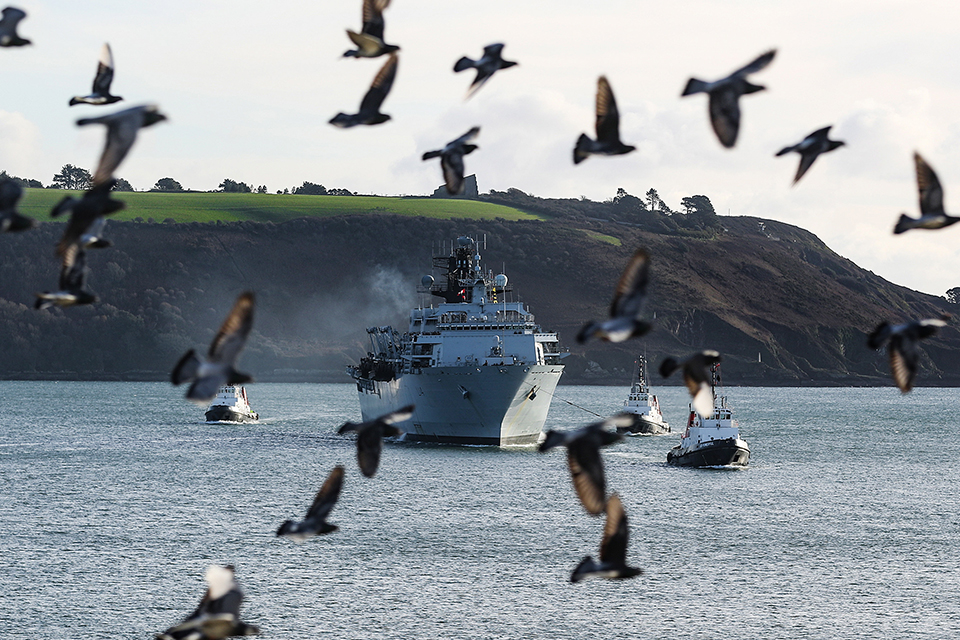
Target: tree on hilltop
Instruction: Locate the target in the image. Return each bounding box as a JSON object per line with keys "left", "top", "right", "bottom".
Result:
{"left": 293, "top": 181, "right": 327, "bottom": 195}
{"left": 153, "top": 177, "right": 184, "bottom": 192}
{"left": 51, "top": 164, "right": 92, "bottom": 190}
{"left": 218, "top": 178, "right": 252, "bottom": 193}
{"left": 0, "top": 170, "right": 42, "bottom": 188}
{"left": 113, "top": 178, "right": 134, "bottom": 191}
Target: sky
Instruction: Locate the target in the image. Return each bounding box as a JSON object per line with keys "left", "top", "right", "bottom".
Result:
{"left": 2, "top": 1, "right": 960, "bottom": 297}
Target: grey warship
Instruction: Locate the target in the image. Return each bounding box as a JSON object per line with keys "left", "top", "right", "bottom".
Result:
{"left": 347, "top": 236, "right": 564, "bottom": 445}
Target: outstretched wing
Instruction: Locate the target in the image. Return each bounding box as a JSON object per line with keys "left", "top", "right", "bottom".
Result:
{"left": 914, "top": 152, "right": 944, "bottom": 214}
{"left": 359, "top": 52, "right": 397, "bottom": 113}
{"left": 599, "top": 493, "right": 629, "bottom": 564}
{"left": 208, "top": 292, "right": 255, "bottom": 364}
{"left": 306, "top": 465, "right": 345, "bottom": 520}
{"left": 729, "top": 49, "right": 776, "bottom": 79}
{"left": 567, "top": 442, "right": 606, "bottom": 516}
{"left": 609, "top": 248, "right": 650, "bottom": 320}
{"left": 595, "top": 76, "right": 622, "bottom": 144}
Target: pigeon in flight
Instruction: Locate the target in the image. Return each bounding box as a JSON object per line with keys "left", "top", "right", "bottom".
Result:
{"left": 34, "top": 246, "right": 96, "bottom": 310}
{"left": 337, "top": 405, "right": 412, "bottom": 477}
{"left": 570, "top": 493, "right": 642, "bottom": 583}
{"left": 276, "top": 465, "right": 345, "bottom": 541}
{"left": 775, "top": 126, "right": 844, "bottom": 185}
{"left": 868, "top": 314, "right": 950, "bottom": 393}
{"left": 0, "top": 7, "right": 29, "bottom": 47}
{"left": 539, "top": 415, "right": 630, "bottom": 516}
{"left": 422, "top": 126, "right": 479, "bottom": 195}
{"left": 453, "top": 43, "right": 517, "bottom": 98}
{"left": 344, "top": 0, "right": 399, "bottom": 59}
{"left": 893, "top": 153, "right": 960, "bottom": 234}
{"left": 329, "top": 53, "right": 398, "bottom": 128}
{"left": 171, "top": 292, "right": 255, "bottom": 404}
{"left": 574, "top": 76, "right": 635, "bottom": 164}
{"left": 51, "top": 179, "right": 126, "bottom": 258}
{"left": 577, "top": 248, "right": 652, "bottom": 343}
{"left": 659, "top": 350, "right": 722, "bottom": 418}
{"left": 77, "top": 104, "right": 167, "bottom": 187}
{"left": 69, "top": 43, "right": 123, "bottom": 106}
{"left": 682, "top": 49, "right": 776, "bottom": 148}
{"left": 156, "top": 565, "right": 260, "bottom": 640}
{"left": 0, "top": 177, "right": 34, "bottom": 232}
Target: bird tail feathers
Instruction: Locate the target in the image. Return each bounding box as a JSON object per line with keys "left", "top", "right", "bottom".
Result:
{"left": 681, "top": 78, "right": 708, "bottom": 96}
{"left": 775, "top": 144, "right": 797, "bottom": 157}
{"left": 570, "top": 556, "right": 598, "bottom": 583}
{"left": 171, "top": 349, "right": 200, "bottom": 385}
{"left": 867, "top": 322, "right": 891, "bottom": 350}
{"left": 659, "top": 357, "right": 680, "bottom": 378}
{"left": 453, "top": 56, "right": 475, "bottom": 72}
{"left": 422, "top": 150, "right": 442, "bottom": 161}
{"left": 893, "top": 214, "right": 915, "bottom": 235}
{"left": 538, "top": 430, "right": 565, "bottom": 452}
{"left": 573, "top": 134, "right": 592, "bottom": 164}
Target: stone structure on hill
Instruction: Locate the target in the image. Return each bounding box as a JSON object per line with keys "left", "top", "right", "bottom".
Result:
{"left": 432, "top": 174, "right": 478, "bottom": 199}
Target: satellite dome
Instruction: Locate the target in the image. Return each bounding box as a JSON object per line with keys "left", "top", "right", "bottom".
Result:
{"left": 421, "top": 275, "right": 435, "bottom": 287}
{"left": 494, "top": 274, "right": 508, "bottom": 288}
{"left": 458, "top": 236, "right": 474, "bottom": 247}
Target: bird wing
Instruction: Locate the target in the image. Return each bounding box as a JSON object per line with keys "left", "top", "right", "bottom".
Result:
{"left": 888, "top": 334, "right": 918, "bottom": 393}
{"left": 599, "top": 493, "right": 629, "bottom": 564}
{"left": 708, "top": 87, "right": 741, "bottom": 148}
{"left": 914, "top": 152, "right": 944, "bottom": 214}
{"left": 360, "top": 0, "right": 387, "bottom": 40}
{"left": 729, "top": 49, "right": 776, "bottom": 79}
{"left": 381, "top": 404, "right": 414, "bottom": 425}
{"left": 208, "top": 291, "right": 255, "bottom": 363}
{"left": 0, "top": 7, "right": 25, "bottom": 28}
{"left": 567, "top": 442, "right": 606, "bottom": 516}
{"left": 92, "top": 44, "right": 115, "bottom": 95}
{"left": 359, "top": 52, "right": 397, "bottom": 113}
{"left": 59, "top": 246, "right": 87, "bottom": 291}
{"left": 306, "top": 465, "right": 345, "bottom": 520}
{"left": 609, "top": 248, "right": 650, "bottom": 320}
{"left": 793, "top": 150, "right": 820, "bottom": 184}
{"left": 594, "top": 76, "right": 622, "bottom": 144}
{"left": 89, "top": 111, "right": 141, "bottom": 186}
{"left": 0, "top": 177, "right": 22, "bottom": 210}
{"left": 440, "top": 153, "right": 466, "bottom": 195}
{"left": 356, "top": 426, "right": 385, "bottom": 477}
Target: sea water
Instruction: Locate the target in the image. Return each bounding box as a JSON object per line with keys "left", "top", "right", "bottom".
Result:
{"left": 1, "top": 381, "right": 959, "bottom": 640}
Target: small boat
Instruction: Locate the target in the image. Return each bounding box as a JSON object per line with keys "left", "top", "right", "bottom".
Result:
{"left": 618, "top": 355, "right": 670, "bottom": 435}
{"left": 666, "top": 363, "right": 749, "bottom": 468}
{"left": 205, "top": 385, "right": 259, "bottom": 423}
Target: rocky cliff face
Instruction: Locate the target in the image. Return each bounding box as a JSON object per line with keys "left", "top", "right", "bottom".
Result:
{"left": 1, "top": 215, "right": 956, "bottom": 385}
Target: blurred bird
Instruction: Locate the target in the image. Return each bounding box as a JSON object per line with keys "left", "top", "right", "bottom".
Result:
{"left": 171, "top": 292, "right": 255, "bottom": 404}
{"left": 0, "top": 7, "right": 29, "bottom": 47}
{"left": 69, "top": 43, "right": 123, "bottom": 106}
{"left": 156, "top": 565, "right": 259, "bottom": 640}
{"left": 574, "top": 76, "right": 635, "bottom": 164}
{"left": 344, "top": 0, "right": 398, "bottom": 58}
{"left": 775, "top": 126, "right": 844, "bottom": 185}
{"left": 577, "top": 248, "right": 652, "bottom": 343}
{"left": 77, "top": 104, "right": 167, "bottom": 186}
{"left": 659, "top": 350, "right": 722, "bottom": 418}
{"left": 570, "top": 494, "right": 642, "bottom": 583}
{"left": 34, "top": 246, "right": 96, "bottom": 310}
{"left": 682, "top": 49, "right": 776, "bottom": 148}
{"left": 0, "top": 177, "right": 34, "bottom": 232}
{"left": 337, "top": 405, "right": 412, "bottom": 477}
{"left": 453, "top": 43, "right": 517, "bottom": 98}
{"left": 422, "top": 126, "right": 479, "bottom": 195}
{"left": 868, "top": 314, "right": 950, "bottom": 393}
{"left": 539, "top": 415, "right": 630, "bottom": 516}
{"left": 276, "top": 465, "right": 345, "bottom": 541}
{"left": 330, "top": 53, "right": 398, "bottom": 128}
{"left": 51, "top": 179, "right": 126, "bottom": 258}
{"left": 893, "top": 153, "right": 960, "bottom": 234}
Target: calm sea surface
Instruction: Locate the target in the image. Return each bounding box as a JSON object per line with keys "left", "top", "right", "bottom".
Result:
{"left": 1, "top": 381, "right": 959, "bottom": 640}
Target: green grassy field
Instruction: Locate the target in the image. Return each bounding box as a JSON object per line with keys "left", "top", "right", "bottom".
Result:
{"left": 17, "top": 189, "right": 542, "bottom": 223}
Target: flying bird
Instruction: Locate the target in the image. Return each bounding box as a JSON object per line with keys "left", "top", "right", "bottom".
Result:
{"left": 682, "top": 49, "right": 776, "bottom": 148}
{"left": 77, "top": 104, "right": 167, "bottom": 187}
{"left": 51, "top": 179, "right": 126, "bottom": 258}
{"left": 337, "top": 405, "right": 412, "bottom": 477}
{"left": 453, "top": 43, "right": 517, "bottom": 98}
{"left": 276, "top": 465, "right": 345, "bottom": 541}
{"left": 659, "top": 350, "right": 722, "bottom": 418}
{"left": 344, "top": 0, "right": 398, "bottom": 58}
{"left": 893, "top": 153, "right": 960, "bottom": 234}
{"left": 775, "top": 126, "right": 844, "bottom": 185}
{"left": 577, "top": 248, "right": 652, "bottom": 343}
{"left": 34, "top": 246, "right": 96, "bottom": 310}
{"left": 0, "top": 177, "right": 34, "bottom": 232}
{"left": 422, "top": 126, "right": 479, "bottom": 195}
{"left": 156, "top": 565, "right": 260, "bottom": 640}
{"left": 171, "top": 292, "right": 255, "bottom": 404}
{"left": 574, "top": 76, "right": 635, "bottom": 164}
{"left": 69, "top": 43, "right": 123, "bottom": 106}
{"left": 0, "top": 7, "right": 29, "bottom": 47}
{"left": 868, "top": 314, "right": 950, "bottom": 393}
{"left": 329, "top": 53, "right": 398, "bottom": 128}
{"left": 570, "top": 493, "right": 642, "bottom": 583}
{"left": 539, "top": 415, "right": 630, "bottom": 516}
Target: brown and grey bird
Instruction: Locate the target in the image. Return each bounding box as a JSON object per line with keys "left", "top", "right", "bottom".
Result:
{"left": 570, "top": 493, "right": 642, "bottom": 583}
{"left": 682, "top": 49, "right": 776, "bottom": 148}
{"left": 77, "top": 104, "right": 167, "bottom": 186}
{"left": 276, "top": 465, "right": 345, "bottom": 541}
{"left": 422, "top": 126, "right": 479, "bottom": 195}
{"left": 659, "top": 350, "right": 722, "bottom": 418}
{"left": 343, "top": 0, "right": 399, "bottom": 58}
{"left": 893, "top": 153, "right": 960, "bottom": 234}
{"left": 577, "top": 248, "right": 652, "bottom": 343}
{"left": 69, "top": 43, "right": 123, "bottom": 106}
{"left": 0, "top": 177, "right": 34, "bottom": 232}
{"left": 574, "top": 76, "right": 635, "bottom": 164}
{"left": 330, "top": 53, "right": 397, "bottom": 128}
{"left": 775, "top": 125, "right": 844, "bottom": 185}
{"left": 337, "top": 405, "right": 412, "bottom": 477}
{"left": 51, "top": 179, "right": 125, "bottom": 258}
{"left": 156, "top": 565, "right": 259, "bottom": 640}
{"left": 171, "top": 292, "right": 255, "bottom": 404}
{"left": 539, "top": 415, "right": 630, "bottom": 516}
{"left": 453, "top": 43, "right": 517, "bottom": 98}
{"left": 868, "top": 314, "right": 950, "bottom": 393}
{"left": 34, "top": 246, "right": 96, "bottom": 310}
{"left": 0, "top": 7, "right": 29, "bottom": 47}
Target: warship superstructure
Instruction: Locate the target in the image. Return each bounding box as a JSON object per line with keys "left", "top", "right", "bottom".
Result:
{"left": 347, "top": 236, "right": 564, "bottom": 445}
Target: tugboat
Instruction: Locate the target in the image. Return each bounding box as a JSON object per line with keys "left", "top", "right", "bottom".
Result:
{"left": 618, "top": 355, "right": 670, "bottom": 435}
{"left": 666, "top": 363, "right": 749, "bottom": 467}
{"left": 205, "top": 386, "right": 259, "bottom": 423}
{"left": 347, "top": 235, "right": 565, "bottom": 445}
